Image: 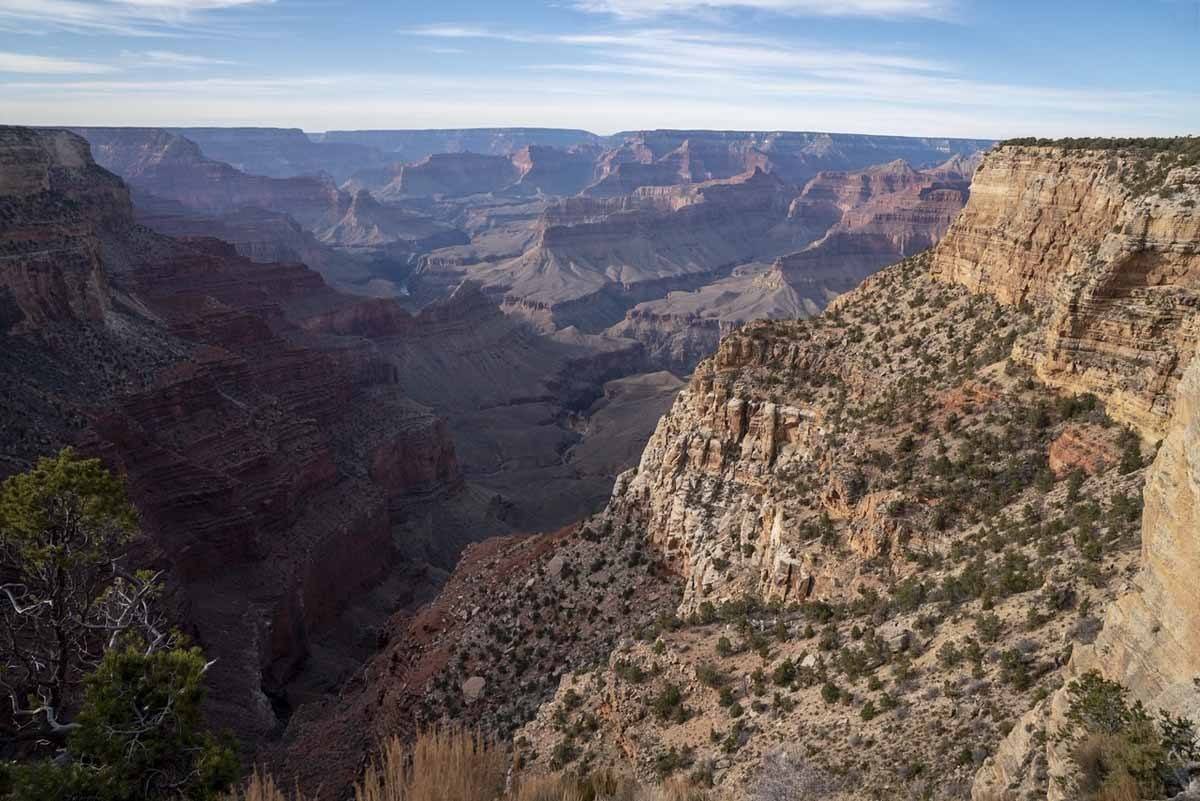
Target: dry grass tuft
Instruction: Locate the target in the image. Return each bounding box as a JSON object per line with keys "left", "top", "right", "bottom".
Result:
{"left": 511, "top": 770, "right": 706, "bottom": 801}
{"left": 223, "top": 727, "right": 707, "bottom": 801}
{"left": 224, "top": 767, "right": 310, "bottom": 801}
{"left": 355, "top": 726, "right": 507, "bottom": 801}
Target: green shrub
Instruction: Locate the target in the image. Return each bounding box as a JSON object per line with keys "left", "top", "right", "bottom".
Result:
{"left": 5, "top": 645, "right": 238, "bottom": 801}
{"left": 1058, "top": 671, "right": 1199, "bottom": 800}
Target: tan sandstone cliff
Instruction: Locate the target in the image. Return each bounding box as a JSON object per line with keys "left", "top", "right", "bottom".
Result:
{"left": 931, "top": 145, "right": 1200, "bottom": 440}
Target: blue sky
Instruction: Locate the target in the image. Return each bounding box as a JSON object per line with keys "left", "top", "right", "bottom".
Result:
{"left": 0, "top": 0, "right": 1197, "bottom": 138}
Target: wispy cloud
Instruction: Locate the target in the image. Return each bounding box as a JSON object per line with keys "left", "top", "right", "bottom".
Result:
{"left": 0, "top": 50, "right": 116, "bottom": 73}
{"left": 121, "top": 49, "right": 237, "bottom": 66}
{"left": 397, "top": 24, "right": 541, "bottom": 43}
{"left": 402, "top": 25, "right": 950, "bottom": 75}
{"left": 3, "top": 67, "right": 1192, "bottom": 138}
{"left": 0, "top": 0, "right": 274, "bottom": 36}
{"left": 571, "top": 0, "right": 956, "bottom": 21}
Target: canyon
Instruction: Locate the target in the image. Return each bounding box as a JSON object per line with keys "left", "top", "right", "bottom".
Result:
{"left": 0, "top": 126, "right": 663, "bottom": 750}
{"left": 266, "top": 139, "right": 1200, "bottom": 800}
{"left": 69, "top": 126, "right": 988, "bottom": 343}
{"left": 6, "top": 122, "right": 1199, "bottom": 801}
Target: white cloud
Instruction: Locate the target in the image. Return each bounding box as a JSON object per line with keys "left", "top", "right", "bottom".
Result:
{"left": 5, "top": 66, "right": 1194, "bottom": 139}
{"left": 0, "top": 0, "right": 273, "bottom": 36}
{"left": 572, "top": 0, "right": 956, "bottom": 20}
{"left": 121, "top": 49, "right": 237, "bottom": 66}
{"left": 402, "top": 25, "right": 949, "bottom": 76}
{"left": 397, "top": 25, "right": 540, "bottom": 43}
{"left": 0, "top": 50, "right": 116, "bottom": 73}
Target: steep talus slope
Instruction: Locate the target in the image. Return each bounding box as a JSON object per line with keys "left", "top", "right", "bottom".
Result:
{"left": 270, "top": 523, "right": 679, "bottom": 797}
{"left": 931, "top": 144, "right": 1200, "bottom": 439}
{"left": 0, "top": 126, "right": 467, "bottom": 744}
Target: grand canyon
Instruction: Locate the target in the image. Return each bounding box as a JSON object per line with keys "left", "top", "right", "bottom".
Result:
{"left": 2, "top": 4, "right": 1198, "bottom": 801}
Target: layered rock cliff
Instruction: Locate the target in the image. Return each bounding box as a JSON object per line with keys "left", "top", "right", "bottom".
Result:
{"left": 313, "top": 188, "right": 466, "bottom": 250}
{"left": 602, "top": 159, "right": 976, "bottom": 371}
{"left": 475, "top": 169, "right": 800, "bottom": 332}
{"left": 931, "top": 144, "right": 1200, "bottom": 439}
{"left": 383, "top": 152, "right": 520, "bottom": 199}
{"left": 964, "top": 145, "right": 1200, "bottom": 800}
{"left": 588, "top": 130, "right": 991, "bottom": 193}
{"left": 504, "top": 143, "right": 1200, "bottom": 798}
{"left": 0, "top": 126, "right": 467, "bottom": 746}
{"left": 73, "top": 127, "right": 347, "bottom": 229}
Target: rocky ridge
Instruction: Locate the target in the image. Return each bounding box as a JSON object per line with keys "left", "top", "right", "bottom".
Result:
{"left": 531, "top": 142, "right": 1200, "bottom": 800}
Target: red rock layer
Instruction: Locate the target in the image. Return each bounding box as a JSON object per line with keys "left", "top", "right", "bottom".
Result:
{"left": 0, "top": 127, "right": 462, "bottom": 744}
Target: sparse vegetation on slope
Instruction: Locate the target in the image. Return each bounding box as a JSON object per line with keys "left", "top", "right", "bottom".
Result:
{"left": 512, "top": 253, "right": 1152, "bottom": 798}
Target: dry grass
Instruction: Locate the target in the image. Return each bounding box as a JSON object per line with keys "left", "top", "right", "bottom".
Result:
{"left": 511, "top": 771, "right": 706, "bottom": 801}
{"left": 225, "top": 768, "right": 310, "bottom": 801}
{"left": 1070, "top": 733, "right": 1145, "bottom": 801}
{"left": 356, "top": 726, "right": 507, "bottom": 801}
{"left": 225, "top": 727, "right": 705, "bottom": 801}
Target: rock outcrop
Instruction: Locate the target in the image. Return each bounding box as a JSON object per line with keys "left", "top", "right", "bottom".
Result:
{"left": 383, "top": 153, "right": 520, "bottom": 199}
{"left": 931, "top": 144, "right": 1200, "bottom": 439}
